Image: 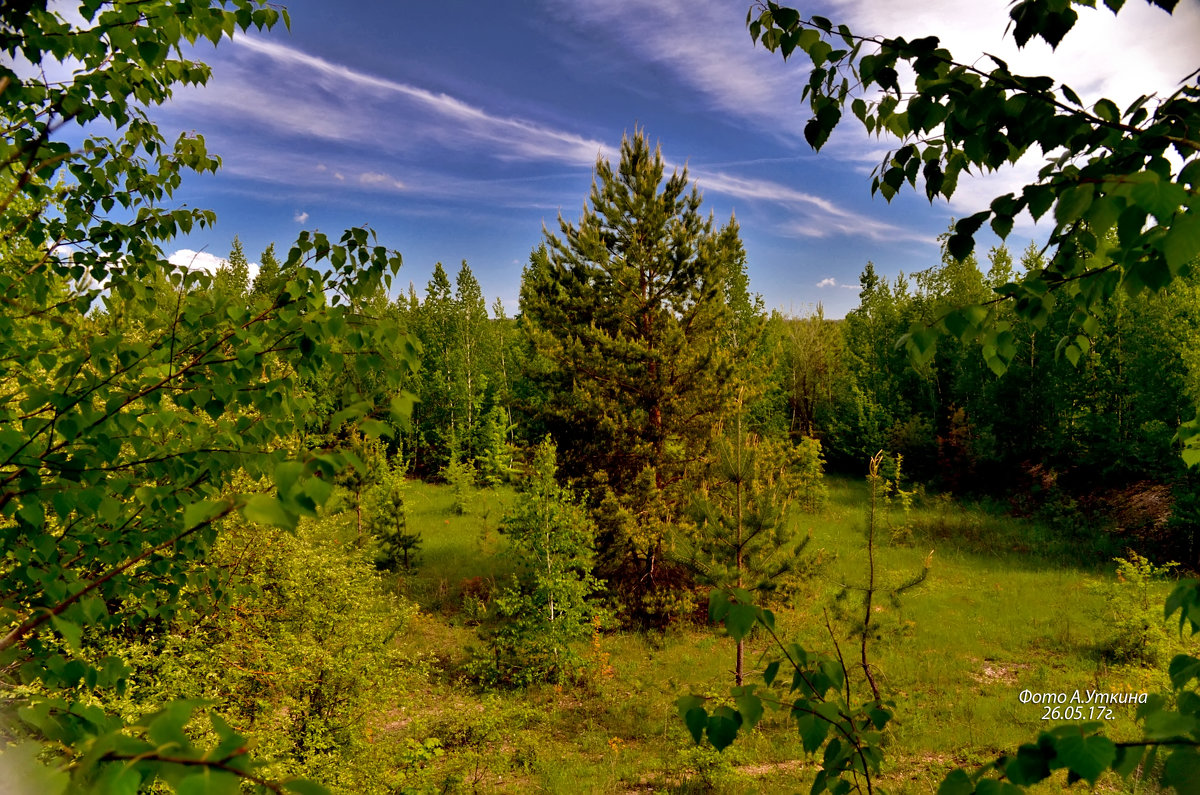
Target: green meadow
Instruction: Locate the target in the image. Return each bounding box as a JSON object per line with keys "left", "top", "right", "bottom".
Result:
{"left": 378, "top": 477, "right": 1195, "bottom": 793}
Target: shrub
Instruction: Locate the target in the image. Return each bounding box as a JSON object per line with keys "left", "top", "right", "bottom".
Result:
{"left": 1093, "top": 551, "right": 1180, "bottom": 667}
{"left": 91, "top": 512, "right": 417, "bottom": 793}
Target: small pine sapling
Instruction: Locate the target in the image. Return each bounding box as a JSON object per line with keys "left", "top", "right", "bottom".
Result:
{"left": 365, "top": 458, "right": 421, "bottom": 571}
{"left": 687, "top": 409, "right": 820, "bottom": 685}
{"left": 679, "top": 451, "right": 931, "bottom": 794}
{"left": 480, "top": 438, "right": 605, "bottom": 686}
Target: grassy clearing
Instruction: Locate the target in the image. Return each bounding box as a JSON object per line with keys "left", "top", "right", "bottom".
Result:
{"left": 378, "top": 476, "right": 1197, "bottom": 793}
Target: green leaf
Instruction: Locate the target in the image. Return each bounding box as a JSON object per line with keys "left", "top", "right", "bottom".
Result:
{"left": 183, "top": 499, "right": 225, "bottom": 530}
{"left": 0, "top": 742, "right": 70, "bottom": 795}
{"left": 1006, "top": 743, "right": 1053, "bottom": 785}
{"left": 1112, "top": 744, "right": 1146, "bottom": 778}
{"left": 902, "top": 325, "right": 939, "bottom": 366}
{"left": 1163, "top": 747, "right": 1200, "bottom": 794}
{"left": 676, "top": 694, "right": 703, "bottom": 720}
{"left": 50, "top": 616, "right": 82, "bottom": 653}
{"left": 359, "top": 418, "right": 393, "bottom": 439}
{"left": 942, "top": 305, "right": 986, "bottom": 341}
{"left": 241, "top": 494, "right": 296, "bottom": 530}
{"left": 1130, "top": 173, "right": 1187, "bottom": 223}
{"left": 724, "top": 601, "right": 758, "bottom": 642}
{"left": 1165, "top": 581, "right": 1200, "bottom": 633}
{"left": 389, "top": 392, "right": 417, "bottom": 429}
{"left": 937, "top": 769, "right": 973, "bottom": 795}
{"left": 1055, "top": 184, "right": 1093, "bottom": 225}
{"left": 975, "top": 780, "right": 1024, "bottom": 795}
{"left": 91, "top": 764, "right": 142, "bottom": 795}
{"left": 733, "top": 691, "right": 764, "bottom": 729}
{"left": 867, "top": 706, "right": 891, "bottom": 730}
{"left": 764, "top": 660, "right": 781, "bottom": 687}
{"left": 1051, "top": 732, "right": 1116, "bottom": 784}
{"left": 1026, "top": 184, "right": 1056, "bottom": 221}
{"left": 1162, "top": 211, "right": 1200, "bottom": 274}
{"left": 708, "top": 589, "right": 731, "bottom": 623}
{"left": 147, "top": 701, "right": 202, "bottom": 751}
{"left": 177, "top": 769, "right": 240, "bottom": 795}
{"left": 1169, "top": 654, "right": 1200, "bottom": 689}
{"left": 1093, "top": 98, "right": 1120, "bottom": 124}
{"left": 804, "top": 102, "right": 841, "bottom": 151}
{"left": 1144, "top": 709, "right": 1199, "bottom": 740}
{"left": 706, "top": 706, "right": 742, "bottom": 751}
{"left": 795, "top": 710, "right": 831, "bottom": 753}
{"left": 684, "top": 706, "right": 707, "bottom": 745}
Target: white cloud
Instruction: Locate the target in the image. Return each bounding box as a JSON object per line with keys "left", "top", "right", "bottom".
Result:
{"left": 168, "top": 249, "right": 226, "bottom": 274}
{"left": 293, "top": 211, "right": 309, "bottom": 223}
{"left": 824, "top": 0, "right": 1198, "bottom": 112}
{"left": 168, "top": 249, "right": 260, "bottom": 282}
{"left": 816, "top": 277, "right": 837, "bottom": 288}
{"left": 358, "top": 171, "right": 405, "bottom": 191}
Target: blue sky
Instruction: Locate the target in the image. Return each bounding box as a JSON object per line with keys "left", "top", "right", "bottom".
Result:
{"left": 147, "top": 0, "right": 1200, "bottom": 317}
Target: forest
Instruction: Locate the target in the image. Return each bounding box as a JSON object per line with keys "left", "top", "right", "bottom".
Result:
{"left": 3, "top": 1, "right": 1200, "bottom": 794}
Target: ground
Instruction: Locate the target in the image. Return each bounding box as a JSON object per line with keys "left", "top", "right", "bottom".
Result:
{"left": 373, "top": 476, "right": 1196, "bottom": 793}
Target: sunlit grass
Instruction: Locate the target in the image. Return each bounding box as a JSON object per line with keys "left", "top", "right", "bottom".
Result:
{"left": 381, "top": 477, "right": 1196, "bottom": 793}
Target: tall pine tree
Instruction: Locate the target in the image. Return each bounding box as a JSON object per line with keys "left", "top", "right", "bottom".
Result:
{"left": 413, "top": 262, "right": 458, "bottom": 474}
{"left": 519, "top": 130, "right": 738, "bottom": 623}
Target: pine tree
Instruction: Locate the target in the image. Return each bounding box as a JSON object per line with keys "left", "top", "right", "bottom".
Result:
{"left": 490, "top": 296, "right": 519, "bottom": 439}
{"left": 687, "top": 405, "right": 817, "bottom": 684}
{"left": 365, "top": 459, "right": 420, "bottom": 571}
{"left": 718, "top": 216, "right": 765, "bottom": 356}
{"left": 214, "top": 235, "right": 250, "bottom": 297}
{"left": 519, "top": 129, "right": 737, "bottom": 622}
{"left": 454, "top": 260, "right": 490, "bottom": 436}
{"left": 413, "top": 262, "right": 458, "bottom": 473}
{"left": 249, "top": 242, "right": 284, "bottom": 301}
{"left": 482, "top": 438, "right": 605, "bottom": 685}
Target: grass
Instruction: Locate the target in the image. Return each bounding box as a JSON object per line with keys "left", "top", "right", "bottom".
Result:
{"left": 376, "top": 475, "right": 1198, "bottom": 793}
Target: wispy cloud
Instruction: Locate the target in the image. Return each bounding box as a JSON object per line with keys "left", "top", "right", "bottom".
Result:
{"left": 816, "top": 276, "right": 862, "bottom": 290}
{"left": 543, "top": 0, "right": 810, "bottom": 139}
{"left": 358, "top": 171, "right": 406, "bottom": 191}
{"left": 293, "top": 211, "right": 309, "bottom": 224}
{"left": 165, "top": 36, "right": 608, "bottom": 168}
{"left": 688, "top": 165, "right": 935, "bottom": 244}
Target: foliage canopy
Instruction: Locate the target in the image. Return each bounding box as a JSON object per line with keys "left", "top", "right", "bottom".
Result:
{"left": 1, "top": 1, "right": 415, "bottom": 791}
{"left": 748, "top": 0, "right": 1200, "bottom": 464}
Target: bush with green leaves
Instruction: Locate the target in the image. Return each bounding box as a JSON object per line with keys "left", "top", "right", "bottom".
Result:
{"left": 1092, "top": 551, "right": 1180, "bottom": 668}
{"left": 88, "top": 510, "right": 416, "bottom": 793}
